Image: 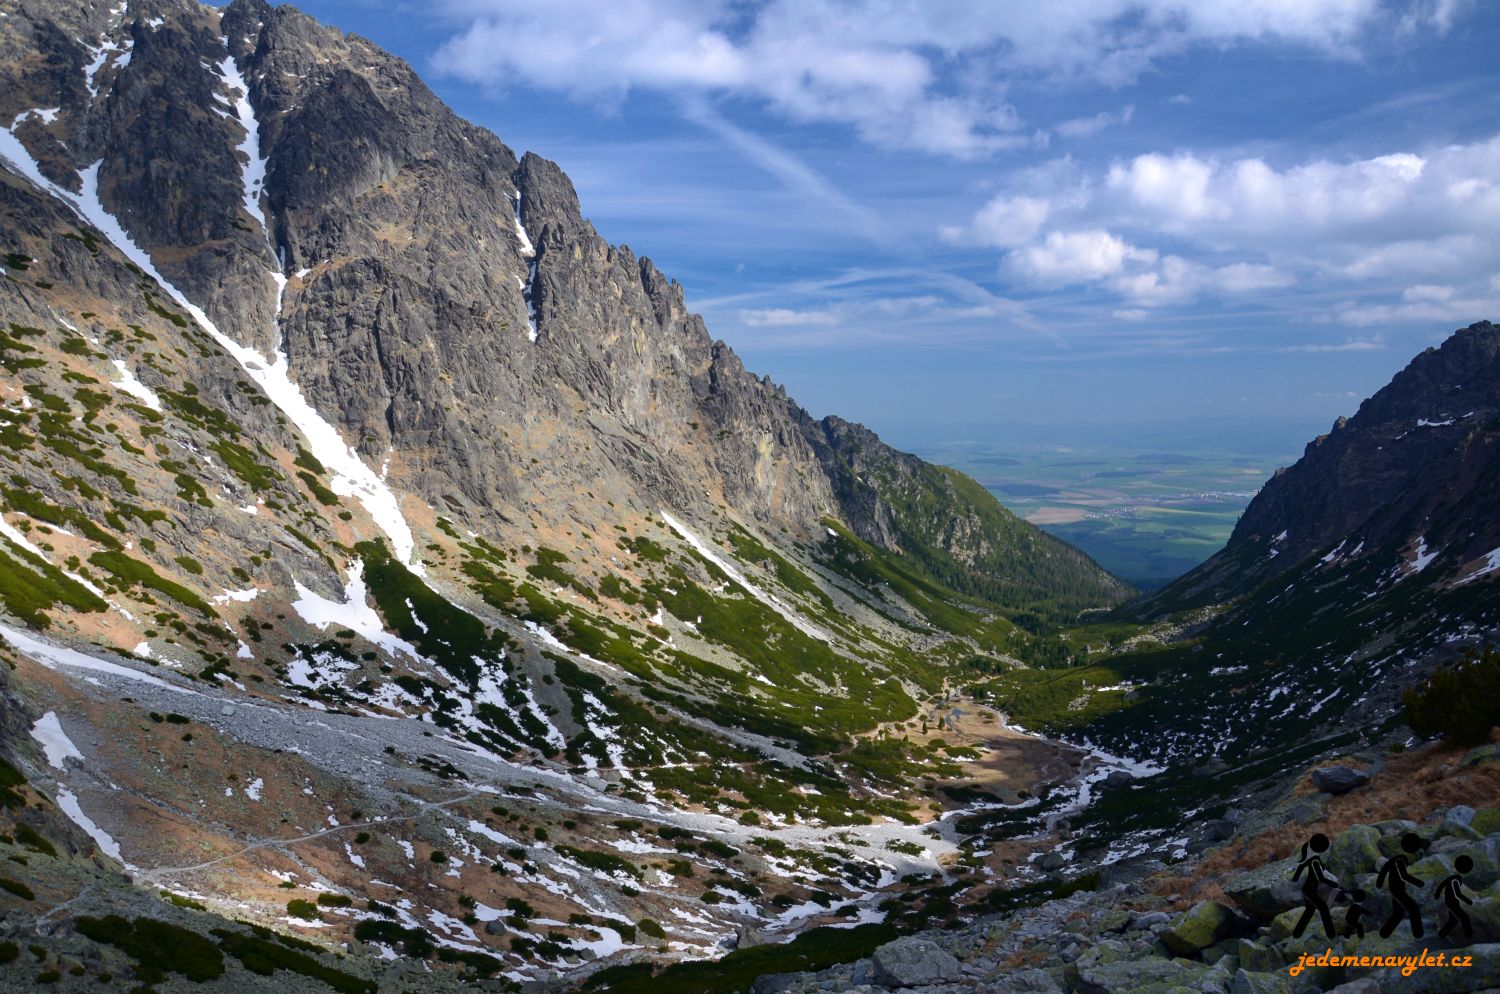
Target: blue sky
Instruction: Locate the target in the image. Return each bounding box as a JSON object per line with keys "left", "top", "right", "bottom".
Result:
{"left": 274, "top": 0, "right": 1499, "bottom": 445}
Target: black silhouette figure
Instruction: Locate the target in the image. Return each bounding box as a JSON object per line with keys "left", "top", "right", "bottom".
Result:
{"left": 1292, "top": 833, "right": 1340, "bottom": 939}
{"left": 1436, "top": 855, "right": 1475, "bottom": 941}
{"left": 1378, "top": 832, "right": 1428, "bottom": 938}
{"left": 1342, "top": 888, "right": 1369, "bottom": 939}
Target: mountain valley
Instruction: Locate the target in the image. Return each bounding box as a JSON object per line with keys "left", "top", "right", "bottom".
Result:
{"left": 0, "top": 1, "right": 1498, "bottom": 993}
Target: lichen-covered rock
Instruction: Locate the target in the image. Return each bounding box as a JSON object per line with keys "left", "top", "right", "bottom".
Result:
{"left": 1329, "top": 825, "right": 1385, "bottom": 877}
{"left": 1237, "top": 938, "right": 1285, "bottom": 973}
{"left": 1226, "top": 858, "right": 1305, "bottom": 921}
{"left": 1074, "top": 956, "right": 1208, "bottom": 994}
{"left": 1161, "top": 901, "right": 1245, "bottom": 956}
{"left": 1230, "top": 968, "right": 1301, "bottom": 994}
{"left": 1373, "top": 942, "right": 1500, "bottom": 993}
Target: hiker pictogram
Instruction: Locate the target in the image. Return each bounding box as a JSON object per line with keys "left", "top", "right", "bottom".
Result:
{"left": 1377, "top": 833, "right": 1428, "bottom": 939}
{"left": 1436, "top": 854, "right": 1474, "bottom": 941}
{"left": 1291, "top": 833, "right": 1340, "bottom": 939}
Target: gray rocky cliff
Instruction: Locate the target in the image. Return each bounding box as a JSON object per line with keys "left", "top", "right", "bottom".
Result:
{"left": 2, "top": 0, "right": 1125, "bottom": 607}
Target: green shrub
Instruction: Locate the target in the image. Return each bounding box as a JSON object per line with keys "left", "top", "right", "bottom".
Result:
{"left": 555, "top": 845, "right": 641, "bottom": 880}
{"left": 75, "top": 915, "right": 224, "bottom": 983}
{"left": 1404, "top": 646, "right": 1500, "bottom": 745}
{"left": 212, "top": 928, "right": 374, "bottom": 993}
{"left": 286, "top": 899, "right": 321, "bottom": 921}
{"left": 15, "top": 824, "right": 56, "bottom": 858}
{"left": 0, "top": 537, "right": 108, "bottom": 627}
{"left": 316, "top": 893, "right": 352, "bottom": 908}
{"left": 352, "top": 920, "right": 432, "bottom": 958}
{"left": 88, "top": 550, "right": 214, "bottom": 615}
{"left": 637, "top": 918, "right": 665, "bottom": 939}
{"left": 0, "top": 877, "right": 33, "bottom": 900}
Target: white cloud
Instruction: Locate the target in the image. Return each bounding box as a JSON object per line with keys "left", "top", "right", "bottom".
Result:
{"left": 949, "top": 132, "right": 1500, "bottom": 315}
{"left": 1008, "top": 229, "right": 1155, "bottom": 284}
{"left": 1279, "top": 336, "right": 1386, "bottom": 351}
{"left": 1107, "top": 152, "right": 1224, "bottom": 223}
{"left": 740, "top": 307, "right": 841, "bottom": 327}
{"left": 681, "top": 101, "right": 892, "bottom": 242}
{"left": 1337, "top": 286, "right": 1500, "bottom": 326}
{"left": 1214, "top": 262, "right": 1294, "bottom": 292}
{"left": 944, "top": 194, "right": 1051, "bottom": 249}
{"left": 429, "top": 0, "right": 1458, "bottom": 158}
{"left": 1054, "top": 104, "right": 1134, "bottom": 139}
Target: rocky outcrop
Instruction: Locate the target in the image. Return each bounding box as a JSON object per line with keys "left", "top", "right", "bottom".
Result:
{"left": 753, "top": 764, "right": 1500, "bottom": 994}
{"left": 2, "top": 0, "right": 1127, "bottom": 618}
{"left": 1312, "top": 766, "right": 1372, "bottom": 796}
{"left": 1143, "top": 322, "right": 1500, "bottom": 614}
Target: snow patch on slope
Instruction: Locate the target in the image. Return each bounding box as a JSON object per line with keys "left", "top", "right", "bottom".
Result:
{"left": 215, "top": 46, "right": 269, "bottom": 227}
{"left": 0, "top": 623, "right": 198, "bottom": 695}
{"left": 292, "top": 561, "right": 422, "bottom": 661}
{"left": 30, "top": 711, "right": 84, "bottom": 769}
{"left": 57, "top": 787, "right": 125, "bottom": 863}
{"left": 1457, "top": 547, "right": 1500, "bottom": 585}
{"left": 0, "top": 123, "right": 421, "bottom": 569}
{"left": 109, "top": 360, "right": 162, "bottom": 411}
{"left": 660, "top": 511, "right": 829, "bottom": 643}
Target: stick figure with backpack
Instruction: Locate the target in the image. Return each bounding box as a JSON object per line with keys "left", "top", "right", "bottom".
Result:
{"left": 1436, "top": 855, "right": 1474, "bottom": 941}
{"left": 1378, "top": 832, "right": 1428, "bottom": 939}
{"left": 1292, "top": 833, "right": 1340, "bottom": 939}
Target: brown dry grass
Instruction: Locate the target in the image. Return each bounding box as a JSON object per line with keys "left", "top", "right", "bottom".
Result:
{"left": 1151, "top": 736, "right": 1500, "bottom": 911}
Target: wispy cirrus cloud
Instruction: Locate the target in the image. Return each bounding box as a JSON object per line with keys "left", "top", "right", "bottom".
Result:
{"left": 429, "top": 0, "right": 1462, "bottom": 159}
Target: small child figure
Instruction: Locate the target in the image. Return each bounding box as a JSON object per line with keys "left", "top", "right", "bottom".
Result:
{"left": 1437, "top": 855, "right": 1475, "bottom": 941}
{"left": 1342, "top": 888, "right": 1369, "bottom": 939}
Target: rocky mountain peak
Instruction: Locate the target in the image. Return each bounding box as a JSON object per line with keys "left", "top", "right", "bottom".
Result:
{"left": 1142, "top": 320, "right": 1500, "bottom": 613}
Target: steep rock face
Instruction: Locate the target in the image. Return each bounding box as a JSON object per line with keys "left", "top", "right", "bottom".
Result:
{"left": 1147, "top": 321, "right": 1500, "bottom": 611}
{"left": 799, "top": 414, "right": 1130, "bottom": 616}
{"left": 2, "top": 0, "right": 1124, "bottom": 610}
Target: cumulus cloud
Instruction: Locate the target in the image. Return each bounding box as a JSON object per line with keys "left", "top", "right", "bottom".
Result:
{"left": 429, "top": 0, "right": 1457, "bottom": 159}
{"left": 1337, "top": 285, "right": 1500, "bottom": 326}
{"left": 1008, "top": 229, "right": 1155, "bottom": 284}
{"left": 950, "top": 133, "right": 1500, "bottom": 317}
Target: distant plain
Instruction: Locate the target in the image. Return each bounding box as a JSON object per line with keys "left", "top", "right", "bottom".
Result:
{"left": 908, "top": 418, "right": 1325, "bottom": 589}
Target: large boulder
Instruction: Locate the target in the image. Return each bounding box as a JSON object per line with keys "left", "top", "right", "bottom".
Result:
{"left": 1161, "top": 900, "right": 1246, "bottom": 956}
{"left": 1037, "top": 851, "right": 1067, "bottom": 871}
{"left": 1328, "top": 825, "right": 1385, "bottom": 878}
{"left": 1226, "top": 857, "right": 1305, "bottom": 920}
{"left": 1374, "top": 942, "right": 1500, "bottom": 993}
{"left": 1237, "top": 938, "right": 1285, "bottom": 972}
{"left": 1074, "top": 957, "right": 1207, "bottom": 994}
{"left": 1411, "top": 838, "right": 1500, "bottom": 892}
{"left": 1464, "top": 884, "right": 1500, "bottom": 942}
{"left": 988, "top": 967, "right": 1064, "bottom": 992}
{"left": 1471, "top": 806, "right": 1500, "bottom": 836}
{"left": 1311, "top": 766, "right": 1370, "bottom": 795}
{"left": 869, "top": 937, "right": 961, "bottom": 988}
{"left": 1230, "top": 969, "right": 1300, "bottom": 994}
{"left": 748, "top": 973, "right": 800, "bottom": 994}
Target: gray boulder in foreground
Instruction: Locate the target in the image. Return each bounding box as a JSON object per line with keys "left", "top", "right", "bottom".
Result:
{"left": 870, "top": 936, "right": 962, "bottom": 987}
{"left": 1311, "top": 766, "right": 1370, "bottom": 795}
